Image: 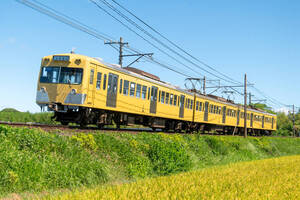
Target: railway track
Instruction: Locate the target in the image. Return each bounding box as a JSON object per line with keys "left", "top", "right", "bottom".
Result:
{"left": 0, "top": 121, "right": 290, "bottom": 138}
{"left": 0, "top": 121, "right": 154, "bottom": 134}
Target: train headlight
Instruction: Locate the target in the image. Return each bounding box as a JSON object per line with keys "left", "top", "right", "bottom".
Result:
{"left": 71, "top": 89, "right": 77, "bottom": 95}
{"left": 41, "top": 87, "right": 46, "bottom": 93}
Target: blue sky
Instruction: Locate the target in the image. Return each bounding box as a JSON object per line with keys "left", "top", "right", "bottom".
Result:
{"left": 1, "top": 0, "right": 299, "bottom": 112}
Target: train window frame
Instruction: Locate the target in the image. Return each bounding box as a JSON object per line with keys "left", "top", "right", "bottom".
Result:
{"left": 123, "top": 80, "right": 129, "bottom": 95}
{"left": 96, "top": 72, "right": 102, "bottom": 90}
{"left": 159, "top": 91, "right": 161, "bottom": 102}
{"left": 119, "top": 79, "right": 123, "bottom": 94}
{"left": 142, "top": 86, "right": 147, "bottom": 99}
{"left": 170, "top": 94, "right": 174, "bottom": 105}
{"left": 161, "top": 91, "right": 165, "bottom": 103}
{"left": 166, "top": 93, "right": 169, "bottom": 104}
{"left": 174, "top": 95, "right": 177, "bottom": 106}
{"left": 103, "top": 74, "right": 107, "bottom": 90}
{"left": 136, "top": 84, "right": 141, "bottom": 98}
{"left": 90, "top": 69, "right": 94, "bottom": 85}
{"left": 130, "top": 82, "right": 136, "bottom": 97}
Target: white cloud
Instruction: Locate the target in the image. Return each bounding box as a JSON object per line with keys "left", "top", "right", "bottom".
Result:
{"left": 275, "top": 107, "right": 290, "bottom": 115}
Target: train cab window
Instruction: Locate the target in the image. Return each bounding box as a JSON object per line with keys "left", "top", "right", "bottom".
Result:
{"left": 148, "top": 88, "right": 150, "bottom": 100}
{"left": 130, "top": 82, "right": 136, "bottom": 96}
{"left": 142, "top": 86, "right": 147, "bottom": 99}
{"left": 59, "top": 67, "right": 83, "bottom": 84}
{"left": 103, "top": 74, "right": 107, "bottom": 90}
{"left": 40, "top": 67, "right": 60, "bottom": 83}
{"left": 123, "top": 80, "right": 129, "bottom": 95}
{"left": 90, "top": 69, "right": 94, "bottom": 84}
{"left": 174, "top": 95, "right": 177, "bottom": 106}
{"left": 119, "top": 79, "right": 123, "bottom": 93}
{"left": 136, "top": 84, "right": 141, "bottom": 98}
{"left": 96, "top": 72, "right": 102, "bottom": 90}
{"left": 170, "top": 94, "right": 174, "bottom": 105}
{"left": 166, "top": 93, "right": 170, "bottom": 104}
{"left": 161, "top": 91, "right": 165, "bottom": 103}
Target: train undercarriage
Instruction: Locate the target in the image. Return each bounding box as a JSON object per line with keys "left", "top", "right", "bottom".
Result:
{"left": 51, "top": 105, "right": 272, "bottom": 136}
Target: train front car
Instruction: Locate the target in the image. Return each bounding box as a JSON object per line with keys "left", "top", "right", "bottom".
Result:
{"left": 36, "top": 54, "right": 87, "bottom": 125}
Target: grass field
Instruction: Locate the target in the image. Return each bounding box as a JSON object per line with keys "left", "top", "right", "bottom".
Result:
{"left": 1, "top": 125, "right": 300, "bottom": 199}
{"left": 44, "top": 155, "right": 300, "bottom": 200}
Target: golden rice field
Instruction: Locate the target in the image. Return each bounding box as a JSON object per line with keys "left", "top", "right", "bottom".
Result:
{"left": 44, "top": 155, "right": 300, "bottom": 200}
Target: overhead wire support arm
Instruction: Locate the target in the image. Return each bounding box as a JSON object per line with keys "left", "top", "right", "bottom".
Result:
{"left": 124, "top": 53, "right": 153, "bottom": 68}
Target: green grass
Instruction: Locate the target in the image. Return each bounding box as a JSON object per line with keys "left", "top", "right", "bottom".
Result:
{"left": 0, "top": 109, "right": 55, "bottom": 124}
{"left": 1, "top": 125, "right": 300, "bottom": 198}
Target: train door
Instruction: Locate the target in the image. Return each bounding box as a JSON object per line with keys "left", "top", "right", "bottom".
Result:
{"left": 204, "top": 101, "right": 209, "bottom": 121}
{"left": 150, "top": 86, "right": 158, "bottom": 114}
{"left": 179, "top": 95, "right": 185, "bottom": 118}
{"left": 87, "top": 67, "right": 96, "bottom": 106}
{"left": 106, "top": 73, "right": 119, "bottom": 108}
{"left": 250, "top": 113, "right": 253, "bottom": 127}
{"left": 262, "top": 116, "right": 265, "bottom": 128}
{"left": 222, "top": 106, "right": 226, "bottom": 123}
{"left": 237, "top": 110, "right": 240, "bottom": 125}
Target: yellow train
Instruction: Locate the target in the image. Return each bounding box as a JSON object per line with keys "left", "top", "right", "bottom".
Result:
{"left": 36, "top": 53, "right": 276, "bottom": 134}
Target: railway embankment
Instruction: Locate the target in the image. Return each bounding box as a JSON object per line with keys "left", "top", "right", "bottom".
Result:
{"left": 1, "top": 125, "right": 300, "bottom": 198}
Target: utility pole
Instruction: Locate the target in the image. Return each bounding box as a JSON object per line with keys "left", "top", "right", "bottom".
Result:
{"left": 105, "top": 37, "right": 128, "bottom": 67}
{"left": 293, "top": 104, "right": 295, "bottom": 137}
{"left": 105, "top": 37, "right": 152, "bottom": 68}
{"left": 244, "top": 73, "right": 247, "bottom": 138}
{"left": 203, "top": 76, "right": 206, "bottom": 95}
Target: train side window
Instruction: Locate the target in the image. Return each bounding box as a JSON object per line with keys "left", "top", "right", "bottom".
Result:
{"left": 219, "top": 106, "right": 221, "bottom": 114}
{"left": 130, "top": 82, "right": 136, "bottom": 96}
{"left": 166, "top": 93, "right": 169, "bottom": 104}
{"left": 158, "top": 91, "right": 161, "bottom": 102}
{"left": 142, "top": 86, "right": 147, "bottom": 99}
{"left": 161, "top": 91, "right": 165, "bottom": 103}
{"left": 119, "top": 79, "right": 123, "bottom": 94}
{"left": 196, "top": 101, "right": 199, "bottom": 111}
{"left": 96, "top": 72, "right": 102, "bottom": 90}
{"left": 170, "top": 94, "right": 173, "bottom": 105}
{"left": 148, "top": 87, "right": 150, "bottom": 100}
{"left": 123, "top": 80, "right": 129, "bottom": 95}
{"left": 90, "top": 69, "right": 94, "bottom": 84}
{"left": 103, "top": 74, "right": 107, "bottom": 90}
{"left": 190, "top": 100, "right": 193, "bottom": 109}
{"left": 136, "top": 84, "right": 141, "bottom": 98}
{"left": 187, "top": 99, "right": 190, "bottom": 109}
{"left": 199, "top": 102, "right": 203, "bottom": 111}
{"left": 174, "top": 95, "right": 177, "bottom": 106}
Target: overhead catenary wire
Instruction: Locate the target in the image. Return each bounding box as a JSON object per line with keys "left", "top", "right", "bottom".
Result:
{"left": 16, "top": 0, "right": 294, "bottom": 109}
{"left": 15, "top": 0, "right": 193, "bottom": 78}
{"left": 109, "top": 0, "right": 243, "bottom": 85}
{"left": 89, "top": 0, "right": 207, "bottom": 79}
{"left": 92, "top": 0, "right": 241, "bottom": 85}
